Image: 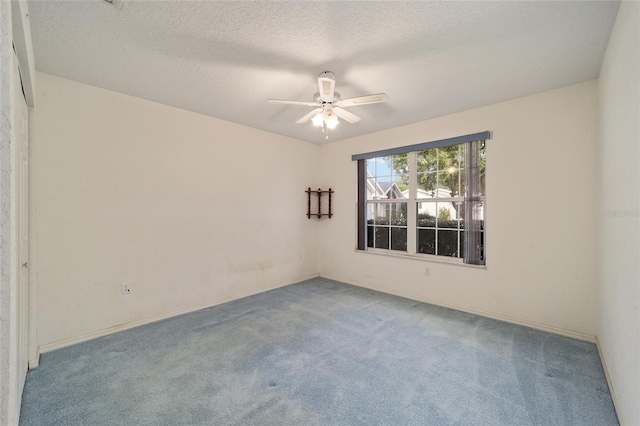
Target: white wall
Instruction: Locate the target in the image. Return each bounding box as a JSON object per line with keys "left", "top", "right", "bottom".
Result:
{"left": 597, "top": 2, "right": 640, "bottom": 425}
{"left": 32, "top": 73, "right": 320, "bottom": 350}
{"left": 319, "top": 81, "right": 599, "bottom": 339}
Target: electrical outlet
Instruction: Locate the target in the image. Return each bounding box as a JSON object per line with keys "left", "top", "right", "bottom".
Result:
{"left": 121, "top": 283, "right": 131, "bottom": 295}
{"left": 425, "top": 267, "right": 431, "bottom": 276}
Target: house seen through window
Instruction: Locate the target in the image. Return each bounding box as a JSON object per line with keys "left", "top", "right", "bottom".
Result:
{"left": 354, "top": 132, "right": 488, "bottom": 265}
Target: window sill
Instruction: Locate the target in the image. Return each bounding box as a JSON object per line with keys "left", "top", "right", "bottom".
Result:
{"left": 354, "top": 248, "right": 487, "bottom": 269}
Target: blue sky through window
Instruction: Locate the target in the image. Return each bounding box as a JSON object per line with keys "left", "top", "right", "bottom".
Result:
{"left": 367, "top": 157, "right": 392, "bottom": 178}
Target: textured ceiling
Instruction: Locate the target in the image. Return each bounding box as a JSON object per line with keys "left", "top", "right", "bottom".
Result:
{"left": 29, "top": 0, "right": 619, "bottom": 144}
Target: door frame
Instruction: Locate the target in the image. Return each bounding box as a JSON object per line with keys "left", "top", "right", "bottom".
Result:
{"left": 0, "top": 1, "right": 36, "bottom": 424}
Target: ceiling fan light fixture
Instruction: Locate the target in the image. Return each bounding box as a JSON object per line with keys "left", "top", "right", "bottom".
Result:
{"left": 311, "top": 113, "right": 324, "bottom": 127}
{"left": 325, "top": 112, "right": 339, "bottom": 129}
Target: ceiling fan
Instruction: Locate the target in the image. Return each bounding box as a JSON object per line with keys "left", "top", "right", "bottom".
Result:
{"left": 267, "top": 71, "right": 388, "bottom": 139}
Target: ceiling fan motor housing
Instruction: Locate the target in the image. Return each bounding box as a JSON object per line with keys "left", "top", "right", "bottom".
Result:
{"left": 318, "top": 71, "right": 335, "bottom": 80}
{"left": 314, "top": 92, "right": 341, "bottom": 106}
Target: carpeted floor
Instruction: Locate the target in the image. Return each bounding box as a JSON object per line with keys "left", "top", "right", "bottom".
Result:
{"left": 20, "top": 277, "right": 618, "bottom": 425}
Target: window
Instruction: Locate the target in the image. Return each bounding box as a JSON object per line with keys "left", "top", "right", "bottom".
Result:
{"left": 366, "top": 154, "right": 408, "bottom": 251}
{"left": 354, "top": 132, "right": 488, "bottom": 265}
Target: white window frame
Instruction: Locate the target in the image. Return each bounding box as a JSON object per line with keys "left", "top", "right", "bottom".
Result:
{"left": 354, "top": 132, "right": 489, "bottom": 265}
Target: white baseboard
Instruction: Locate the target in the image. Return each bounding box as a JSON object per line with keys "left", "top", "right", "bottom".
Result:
{"left": 37, "top": 273, "right": 320, "bottom": 356}
{"left": 322, "top": 274, "right": 596, "bottom": 343}
{"left": 28, "top": 346, "right": 40, "bottom": 369}
{"left": 33, "top": 272, "right": 596, "bottom": 362}
{"left": 595, "top": 336, "right": 624, "bottom": 425}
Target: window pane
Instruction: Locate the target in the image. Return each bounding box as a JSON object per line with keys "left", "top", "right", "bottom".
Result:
{"left": 437, "top": 203, "right": 459, "bottom": 228}
{"left": 390, "top": 154, "right": 410, "bottom": 196}
{"left": 391, "top": 153, "right": 410, "bottom": 177}
{"left": 437, "top": 145, "right": 460, "bottom": 171}
{"left": 445, "top": 168, "right": 464, "bottom": 197}
{"left": 393, "top": 174, "right": 409, "bottom": 196}
{"left": 367, "top": 178, "right": 379, "bottom": 200}
{"left": 436, "top": 170, "right": 459, "bottom": 198}
{"left": 366, "top": 204, "right": 375, "bottom": 222}
{"left": 378, "top": 156, "right": 392, "bottom": 178}
{"left": 391, "top": 227, "right": 407, "bottom": 251}
{"left": 417, "top": 229, "right": 435, "bottom": 254}
{"left": 453, "top": 201, "right": 463, "bottom": 221}
{"left": 417, "top": 214, "right": 436, "bottom": 228}
{"left": 367, "top": 203, "right": 391, "bottom": 225}
{"left": 377, "top": 174, "right": 408, "bottom": 199}
{"left": 390, "top": 202, "right": 407, "bottom": 226}
{"left": 366, "top": 158, "right": 376, "bottom": 176}
{"left": 369, "top": 156, "right": 392, "bottom": 178}
{"left": 367, "top": 203, "right": 385, "bottom": 225}
{"left": 417, "top": 172, "right": 437, "bottom": 197}
{"left": 417, "top": 203, "right": 437, "bottom": 226}
{"left": 437, "top": 230, "right": 459, "bottom": 257}
{"left": 374, "top": 203, "right": 390, "bottom": 225}
{"left": 367, "top": 226, "right": 374, "bottom": 248}
{"left": 417, "top": 149, "right": 437, "bottom": 173}
{"left": 374, "top": 227, "right": 389, "bottom": 249}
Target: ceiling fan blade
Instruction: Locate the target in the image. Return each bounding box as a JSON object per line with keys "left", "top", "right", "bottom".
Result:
{"left": 296, "top": 108, "right": 323, "bottom": 124}
{"left": 267, "top": 99, "right": 318, "bottom": 107}
{"left": 337, "top": 93, "right": 388, "bottom": 107}
{"left": 318, "top": 76, "right": 336, "bottom": 102}
{"left": 333, "top": 107, "right": 361, "bottom": 123}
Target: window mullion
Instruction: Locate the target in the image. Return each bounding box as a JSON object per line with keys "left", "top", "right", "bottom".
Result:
{"left": 407, "top": 151, "right": 417, "bottom": 255}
